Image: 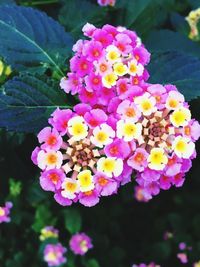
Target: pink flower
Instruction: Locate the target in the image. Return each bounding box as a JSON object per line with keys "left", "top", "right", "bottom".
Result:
{"left": 44, "top": 243, "right": 67, "bottom": 267}
{"left": 79, "top": 87, "right": 98, "bottom": 106}
{"left": 127, "top": 148, "right": 149, "bottom": 172}
{"left": 94, "top": 172, "right": 118, "bottom": 196}
{"left": 79, "top": 190, "right": 100, "bottom": 207}
{"left": 159, "top": 175, "right": 171, "bottom": 190}
{"left": 177, "top": 253, "right": 188, "bottom": 264}
{"left": 133, "top": 46, "right": 151, "bottom": 65}
{"left": 38, "top": 127, "right": 62, "bottom": 151}
{"left": 85, "top": 73, "right": 102, "bottom": 92}
{"left": 40, "top": 169, "right": 66, "bottom": 192}
{"left": 179, "top": 242, "right": 187, "bottom": 250}
{"left": 73, "top": 103, "right": 91, "bottom": 116}
{"left": 183, "top": 119, "right": 200, "bottom": 141}
{"left": 97, "top": 0, "right": 116, "bottom": 6}
{"left": 54, "top": 190, "right": 73, "bottom": 206}
{"left": 70, "top": 56, "right": 92, "bottom": 77}
{"left": 60, "top": 73, "right": 82, "bottom": 95}
{"left": 114, "top": 33, "right": 132, "bottom": 55}
{"left": 147, "top": 84, "right": 167, "bottom": 109}
{"left": 48, "top": 108, "right": 73, "bottom": 135}
{"left": 171, "top": 173, "right": 185, "bottom": 187}
{"left": 134, "top": 186, "right": 151, "bottom": 202}
{"left": 83, "top": 40, "right": 103, "bottom": 61}
{"left": 105, "top": 138, "right": 131, "bottom": 159}
{"left": 0, "top": 202, "right": 13, "bottom": 223}
{"left": 116, "top": 78, "right": 131, "bottom": 99}
{"left": 82, "top": 23, "right": 96, "bottom": 37}
{"left": 84, "top": 109, "right": 108, "bottom": 128}
{"left": 31, "top": 146, "right": 41, "bottom": 165}
{"left": 92, "top": 29, "right": 113, "bottom": 47}
{"left": 69, "top": 233, "right": 93, "bottom": 255}
{"left": 117, "top": 99, "right": 141, "bottom": 121}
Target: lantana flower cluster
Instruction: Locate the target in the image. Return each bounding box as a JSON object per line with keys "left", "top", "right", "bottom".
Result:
{"left": 60, "top": 23, "right": 150, "bottom": 108}
{"left": 32, "top": 23, "right": 200, "bottom": 207}
{"left": 0, "top": 202, "right": 12, "bottom": 223}
{"left": 32, "top": 105, "right": 131, "bottom": 207}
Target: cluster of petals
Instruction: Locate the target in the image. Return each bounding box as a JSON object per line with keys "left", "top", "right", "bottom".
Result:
{"left": 69, "top": 232, "right": 93, "bottom": 255}
{"left": 119, "top": 84, "right": 200, "bottom": 201}
{"left": 33, "top": 24, "right": 200, "bottom": 206}
{"left": 32, "top": 105, "right": 132, "bottom": 207}
{"left": 0, "top": 202, "right": 12, "bottom": 223}
{"left": 97, "top": 0, "right": 116, "bottom": 6}
{"left": 60, "top": 23, "right": 150, "bottom": 108}
{"left": 44, "top": 243, "right": 67, "bottom": 267}
{"left": 40, "top": 226, "right": 59, "bottom": 241}
{"left": 132, "top": 263, "right": 160, "bottom": 267}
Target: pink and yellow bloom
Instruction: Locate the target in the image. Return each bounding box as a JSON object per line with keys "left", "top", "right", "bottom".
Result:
{"left": 69, "top": 233, "right": 93, "bottom": 255}
{"left": 32, "top": 105, "right": 128, "bottom": 207}
{"left": 40, "top": 226, "right": 59, "bottom": 241}
{"left": 0, "top": 202, "right": 12, "bottom": 223}
{"left": 61, "top": 23, "right": 150, "bottom": 107}
{"left": 44, "top": 243, "right": 67, "bottom": 267}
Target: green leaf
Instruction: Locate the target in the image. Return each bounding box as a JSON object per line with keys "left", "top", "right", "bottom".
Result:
{"left": 148, "top": 51, "right": 200, "bottom": 101}
{"left": 64, "top": 209, "right": 82, "bottom": 234}
{"left": 0, "top": 74, "right": 71, "bottom": 132}
{"left": 146, "top": 30, "right": 200, "bottom": 58}
{"left": 59, "top": 0, "right": 107, "bottom": 37}
{"left": 86, "top": 259, "right": 100, "bottom": 267}
{"left": 130, "top": 1, "right": 167, "bottom": 38}
{"left": 170, "top": 12, "right": 190, "bottom": 35}
{"left": 32, "top": 205, "right": 56, "bottom": 233}
{"left": 189, "top": 0, "right": 200, "bottom": 8}
{"left": 0, "top": 5, "right": 73, "bottom": 75}
{"left": 0, "top": 0, "right": 15, "bottom": 5}
{"left": 116, "top": 0, "right": 152, "bottom": 27}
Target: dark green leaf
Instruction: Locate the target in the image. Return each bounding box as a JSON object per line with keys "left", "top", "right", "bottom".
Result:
{"left": 0, "top": 5, "right": 73, "bottom": 75}
{"left": 59, "top": 0, "right": 107, "bottom": 37}
{"left": 32, "top": 205, "right": 56, "bottom": 233}
{"left": 116, "top": 0, "right": 152, "bottom": 27}
{"left": 146, "top": 30, "right": 200, "bottom": 58}
{"left": 189, "top": 0, "right": 200, "bottom": 8}
{"left": 148, "top": 51, "right": 200, "bottom": 101}
{"left": 86, "top": 259, "right": 100, "bottom": 267}
{"left": 64, "top": 209, "right": 82, "bottom": 234}
{"left": 0, "top": 74, "right": 71, "bottom": 132}
{"left": 170, "top": 12, "right": 190, "bottom": 35}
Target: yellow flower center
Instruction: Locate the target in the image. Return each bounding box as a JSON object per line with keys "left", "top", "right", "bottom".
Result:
{"left": 72, "top": 123, "right": 86, "bottom": 136}
{"left": 175, "top": 140, "right": 187, "bottom": 152}
{"left": 65, "top": 182, "right": 77, "bottom": 193}
{"left": 169, "top": 99, "right": 178, "bottom": 108}
{"left": 141, "top": 100, "right": 152, "bottom": 111}
{"left": 0, "top": 208, "right": 5, "bottom": 216}
{"left": 78, "top": 170, "right": 93, "bottom": 189}
{"left": 124, "top": 123, "right": 137, "bottom": 136}
{"left": 96, "top": 131, "right": 108, "bottom": 142}
{"left": 102, "top": 159, "right": 115, "bottom": 172}
{"left": 46, "top": 153, "right": 58, "bottom": 165}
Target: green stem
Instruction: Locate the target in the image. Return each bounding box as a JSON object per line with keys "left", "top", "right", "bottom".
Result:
{"left": 21, "top": 0, "right": 59, "bottom": 6}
